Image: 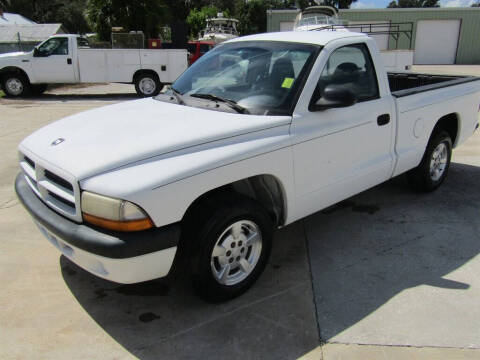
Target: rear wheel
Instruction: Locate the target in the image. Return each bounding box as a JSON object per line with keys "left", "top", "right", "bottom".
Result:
{"left": 134, "top": 72, "right": 161, "bottom": 97}
{"left": 2, "top": 73, "right": 30, "bottom": 97}
{"left": 407, "top": 130, "right": 452, "bottom": 192}
{"left": 185, "top": 196, "right": 273, "bottom": 302}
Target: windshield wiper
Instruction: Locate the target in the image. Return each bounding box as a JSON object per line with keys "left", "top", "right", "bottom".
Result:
{"left": 170, "top": 87, "right": 185, "bottom": 105}
{"left": 190, "top": 93, "right": 248, "bottom": 114}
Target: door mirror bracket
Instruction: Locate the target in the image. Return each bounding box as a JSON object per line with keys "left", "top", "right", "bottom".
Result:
{"left": 309, "top": 85, "right": 357, "bottom": 111}
{"left": 33, "top": 48, "right": 46, "bottom": 57}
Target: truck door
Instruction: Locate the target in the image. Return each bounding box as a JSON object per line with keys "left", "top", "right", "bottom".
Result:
{"left": 31, "top": 37, "right": 76, "bottom": 83}
{"left": 291, "top": 42, "right": 395, "bottom": 217}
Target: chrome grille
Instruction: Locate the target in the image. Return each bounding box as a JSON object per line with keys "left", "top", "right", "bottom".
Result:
{"left": 19, "top": 153, "right": 82, "bottom": 222}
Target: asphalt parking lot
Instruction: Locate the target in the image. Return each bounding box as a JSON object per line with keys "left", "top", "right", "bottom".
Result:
{"left": 1, "top": 66, "right": 480, "bottom": 359}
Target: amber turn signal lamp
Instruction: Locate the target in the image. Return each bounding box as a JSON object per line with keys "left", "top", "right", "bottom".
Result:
{"left": 83, "top": 213, "right": 154, "bottom": 232}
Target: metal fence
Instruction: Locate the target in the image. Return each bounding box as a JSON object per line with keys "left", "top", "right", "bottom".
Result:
{"left": 312, "top": 22, "right": 414, "bottom": 50}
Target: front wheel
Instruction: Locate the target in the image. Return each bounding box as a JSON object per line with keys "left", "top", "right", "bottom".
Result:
{"left": 2, "top": 73, "right": 30, "bottom": 97}
{"left": 187, "top": 197, "right": 273, "bottom": 302}
{"left": 407, "top": 130, "right": 452, "bottom": 192}
{"left": 134, "top": 73, "right": 161, "bottom": 97}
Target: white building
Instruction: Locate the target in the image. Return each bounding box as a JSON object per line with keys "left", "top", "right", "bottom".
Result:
{"left": 0, "top": 11, "right": 65, "bottom": 54}
{"left": 0, "top": 11, "right": 36, "bottom": 25}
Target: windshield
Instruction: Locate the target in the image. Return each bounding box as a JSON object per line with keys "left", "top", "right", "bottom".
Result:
{"left": 164, "top": 41, "right": 319, "bottom": 115}
{"left": 298, "top": 15, "right": 344, "bottom": 26}
{"left": 36, "top": 37, "right": 69, "bottom": 56}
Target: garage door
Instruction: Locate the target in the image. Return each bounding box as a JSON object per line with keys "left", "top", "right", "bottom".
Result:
{"left": 280, "top": 21, "right": 294, "bottom": 31}
{"left": 414, "top": 20, "right": 460, "bottom": 65}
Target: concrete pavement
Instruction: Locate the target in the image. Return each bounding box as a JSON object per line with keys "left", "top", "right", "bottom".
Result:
{"left": 1, "top": 77, "right": 480, "bottom": 359}
{"left": 0, "top": 86, "right": 318, "bottom": 359}
{"left": 306, "top": 160, "right": 480, "bottom": 348}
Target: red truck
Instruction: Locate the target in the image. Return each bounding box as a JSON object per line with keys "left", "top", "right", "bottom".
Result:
{"left": 149, "top": 39, "right": 215, "bottom": 65}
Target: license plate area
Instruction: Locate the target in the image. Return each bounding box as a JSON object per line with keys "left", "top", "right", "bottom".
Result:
{"left": 36, "top": 223, "right": 74, "bottom": 257}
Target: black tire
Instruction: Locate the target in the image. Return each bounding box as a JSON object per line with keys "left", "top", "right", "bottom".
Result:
{"left": 1, "top": 73, "right": 30, "bottom": 97}
{"left": 407, "top": 130, "right": 452, "bottom": 192}
{"left": 134, "top": 72, "right": 161, "bottom": 97}
{"left": 185, "top": 196, "right": 273, "bottom": 302}
{"left": 31, "top": 84, "right": 48, "bottom": 96}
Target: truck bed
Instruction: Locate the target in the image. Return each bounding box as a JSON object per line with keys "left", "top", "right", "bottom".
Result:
{"left": 76, "top": 48, "right": 187, "bottom": 84}
{"left": 388, "top": 72, "right": 480, "bottom": 98}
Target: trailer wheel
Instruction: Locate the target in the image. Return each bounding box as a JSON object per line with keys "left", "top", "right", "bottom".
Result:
{"left": 134, "top": 72, "right": 161, "bottom": 97}
{"left": 1, "top": 73, "right": 31, "bottom": 97}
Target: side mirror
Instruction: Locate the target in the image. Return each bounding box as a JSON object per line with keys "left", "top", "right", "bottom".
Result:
{"left": 310, "top": 85, "right": 357, "bottom": 111}
{"left": 33, "top": 48, "right": 46, "bottom": 57}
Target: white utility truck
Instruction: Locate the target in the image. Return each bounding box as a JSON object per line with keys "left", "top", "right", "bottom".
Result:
{"left": 16, "top": 32, "right": 480, "bottom": 301}
{"left": 0, "top": 34, "right": 187, "bottom": 97}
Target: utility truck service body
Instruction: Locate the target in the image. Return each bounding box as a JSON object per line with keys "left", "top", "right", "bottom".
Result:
{"left": 0, "top": 34, "right": 187, "bottom": 97}
{"left": 16, "top": 32, "right": 480, "bottom": 301}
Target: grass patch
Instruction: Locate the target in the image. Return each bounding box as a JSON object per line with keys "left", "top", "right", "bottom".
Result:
{"left": 0, "top": 90, "right": 4, "bottom": 97}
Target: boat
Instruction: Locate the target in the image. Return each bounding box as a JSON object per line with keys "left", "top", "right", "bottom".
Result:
{"left": 199, "top": 13, "right": 239, "bottom": 43}
{"left": 293, "top": 6, "right": 347, "bottom": 32}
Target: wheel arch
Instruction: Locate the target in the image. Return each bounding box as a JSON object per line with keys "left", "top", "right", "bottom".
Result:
{"left": 181, "top": 174, "right": 288, "bottom": 228}
{"left": 0, "top": 66, "right": 31, "bottom": 83}
{"left": 132, "top": 69, "right": 161, "bottom": 84}
{"left": 431, "top": 113, "right": 459, "bottom": 148}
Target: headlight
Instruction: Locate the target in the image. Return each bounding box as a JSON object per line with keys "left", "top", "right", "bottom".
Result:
{"left": 81, "top": 191, "right": 153, "bottom": 232}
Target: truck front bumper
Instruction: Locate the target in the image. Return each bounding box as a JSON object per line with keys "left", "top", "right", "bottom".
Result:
{"left": 15, "top": 173, "right": 180, "bottom": 284}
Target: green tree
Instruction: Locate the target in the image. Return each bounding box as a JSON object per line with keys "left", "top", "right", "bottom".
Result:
{"left": 321, "top": 0, "right": 358, "bottom": 9}
{"left": 387, "top": 0, "right": 439, "bottom": 7}
{"left": 296, "top": 0, "right": 316, "bottom": 9}
{"left": 86, "top": 0, "right": 167, "bottom": 41}
{"left": 1, "top": 0, "right": 91, "bottom": 33}
{"left": 235, "top": 0, "right": 290, "bottom": 35}
{"left": 236, "top": 0, "right": 268, "bottom": 35}
{"left": 186, "top": 6, "right": 219, "bottom": 39}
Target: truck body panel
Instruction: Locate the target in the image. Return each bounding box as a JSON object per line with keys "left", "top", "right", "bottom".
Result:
{"left": 19, "top": 98, "right": 292, "bottom": 180}
{"left": 0, "top": 34, "right": 187, "bottom": 86}
{"left": 15, "top": 31, "right": 480, "bottom": 285}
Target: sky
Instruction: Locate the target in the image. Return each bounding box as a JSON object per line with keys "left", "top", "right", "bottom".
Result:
{"left": 350, "top": 0, "right": 476, "bottom": 8}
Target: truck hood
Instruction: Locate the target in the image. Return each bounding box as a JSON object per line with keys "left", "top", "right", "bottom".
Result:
{"left": 0, "top": 51, "right": 29, "bottom": 59}
{"left": 20, "top": 98, "right": 292, "bottom": 180}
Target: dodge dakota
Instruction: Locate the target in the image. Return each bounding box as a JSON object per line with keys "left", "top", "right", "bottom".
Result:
{"left": 15, "top": 31, "right": 480, "bottom": 301}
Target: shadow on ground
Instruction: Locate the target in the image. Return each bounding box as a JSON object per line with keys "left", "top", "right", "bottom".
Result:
{"left": 61, "top": 221, "right": 319, "bottom": 360}
{"left": 306, "top": 162, "right": 480, "bottom": 344}
{"left": 21, "top": 93, "right": 139, "bottom": 102}
{"left": 61, "top": 162, "right": 480, "bottom": 358}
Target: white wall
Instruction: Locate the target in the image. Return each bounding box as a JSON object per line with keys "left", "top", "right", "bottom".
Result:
{"left": 280, "top": 21, "right": 295, "bottom": 31}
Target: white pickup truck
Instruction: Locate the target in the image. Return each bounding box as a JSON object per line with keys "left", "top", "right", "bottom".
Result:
{"left": 15, "top": 31, "right": 480, "bottom": 301}
{"left": 0, "top": 34, "right": 187, "bottom": 97}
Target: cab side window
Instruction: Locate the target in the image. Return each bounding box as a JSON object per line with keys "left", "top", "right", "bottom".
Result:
{"left": 36, "top": 37, "right": 69, "bottom": 56}
{"left": 316, "top": 43, "right": 379, "bottom": 102}
{"left": 76, "top": 37, "right": 90, "bottom": 48}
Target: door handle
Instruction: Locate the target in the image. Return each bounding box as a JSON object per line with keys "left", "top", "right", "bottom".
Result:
{"left": 67, "top": 58, "right": 72, "bottom": 65}
{"left": 377, "top": 114, "right": 390, "bottom": 126}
